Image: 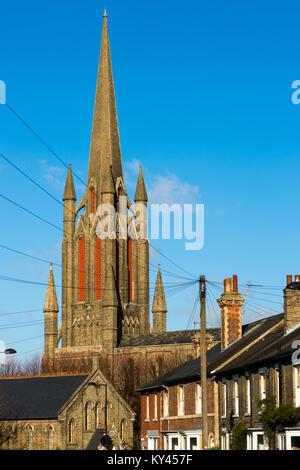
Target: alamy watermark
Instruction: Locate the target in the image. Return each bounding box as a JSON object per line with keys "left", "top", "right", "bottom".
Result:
{"left": 0, "top": 80, "right": 6, "bottom": 104}
{"left": 95, "top": 196, "right": 204, "bottom": 251}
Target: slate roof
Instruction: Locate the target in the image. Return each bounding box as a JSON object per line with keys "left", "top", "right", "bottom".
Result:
{"left": 118, "top": 328, "right": 220, "bottom": 348}
{"left": 0, "top": 374, "right": 88, "bottom": 420}
{"left": 214, "top": 320, "right": 300, "bottom": 375}
{"left": 86, "top": 428, "right": 106, "bottom": 450}
{"left": 136, "top": 313, "right": 284, "bottom": 392}
{"left": 135, "top": 344, "right": 221, "bottom": 392}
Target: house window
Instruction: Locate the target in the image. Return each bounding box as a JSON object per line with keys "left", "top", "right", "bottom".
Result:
{"left": 154, "top": 393, "right": 158, "bottom": 420}
{"left": 246, "top": 376, "right": 251, "bottom": 414}
{"left": 260, "top": 373, "right": 267, "bottom": 401}
{"left": 95, "top": 402, "right": 100, "bottom": 428}
{"left": 196, "top": 383, "right": 202, "bottom": 414}
{"left": 294, "top": 366, "right": 300, "bottom": 407}
{"left": 163, "top": 389, "right": 169, "bottom": 417}
{"left": 274, "top": 364, "right": 280, "bottom": 407}
{"left": 178, "top": 385, "right": 184, "bottom": 416}
{"left": 233, "top": 379, "right": 239, "bottom": 416}
{"left": 148, "top": 437, "right": 158, "bottom": 450}
{"left": 146, "top": 394, "right": 150, "bottom": 420}
{"left": 221, "top": 381, "right": 227, "bottom": 418}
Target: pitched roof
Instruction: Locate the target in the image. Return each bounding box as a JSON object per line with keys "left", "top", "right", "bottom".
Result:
{"left": 0, "top": 374, "right": 88, "bottom": 420}
{"left": 118, "top": 328, "right": 220, "bottom": 348}
{"left": 209, "top": 313, "right": 284, "bottom": 374}
{"left": 135, "top": 344, "right": 221, "bottom": 392}
{"left": 135, "top": 313, "right": 284, "bottom": 392}
{"left": 214, "top": 319, "right": 300, "bottom": 374}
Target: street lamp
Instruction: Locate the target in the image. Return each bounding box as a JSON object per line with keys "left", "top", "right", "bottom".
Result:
{"left": 4, "top": 349, "right": 17, "bottom": 355}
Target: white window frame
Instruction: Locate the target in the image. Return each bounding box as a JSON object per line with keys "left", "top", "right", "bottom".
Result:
{"left": 233, "top": 378, "right": 239, "bottom": 417}
{"left": 148, "top": 437, "right": 158, "bottom": 450}
{"left": 154, "top": 393, "right": 158, "bottom": 420}
{"left": 196, "top": 383, "right": 202, "bottom": 414}
{"left": 163, "top": 389, "right": 169, "bottom": 417}
{"left": 221, "top": 380, "right": 227, "bottom": 418}
{"left": 294, "top": 366, "right": 300, "bottom": 407}
{"left": 260, "top": 373, "right": 266, "bottom": 401}
{"left": 274, "top": 364, "right": 280, "bottom": 407}
{"left": 245, "top": 376, "right": 251, "bottom": 415}
{"left": 178, "top": 385, "right": 184, "bottom": 416}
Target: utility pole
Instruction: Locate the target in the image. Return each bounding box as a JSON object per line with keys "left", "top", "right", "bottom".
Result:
{"left": 200, "top": 275, "right": 208, "bottom": 449}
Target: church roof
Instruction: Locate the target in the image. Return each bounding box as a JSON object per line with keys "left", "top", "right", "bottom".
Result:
{"left": 118, "top": 328, "right": 221, "bottom": 348}
{"left": 0, "top": 374, "right": 88, "bottom": 420}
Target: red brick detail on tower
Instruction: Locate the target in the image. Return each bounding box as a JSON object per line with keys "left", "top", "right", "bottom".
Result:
{"left": 78, "top": 236, "right": 85, "bottom": 302}
{"left": 91, "top": 188, "right": 95, "bottom": 213}
{"left": 95, "top": 236, "right": 101, "bottom": 300}
{"left": 128, "top": 238, "right": 133, "bottom": 302}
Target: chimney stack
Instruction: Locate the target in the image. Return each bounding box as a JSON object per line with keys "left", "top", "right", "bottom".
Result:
{"left": 217, "top": 275, "right": 244, "bottom": 350}
{"left": 284, "top": 274, "right": 300, "bottom": 332}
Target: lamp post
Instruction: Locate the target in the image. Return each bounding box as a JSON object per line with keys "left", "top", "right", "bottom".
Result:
{"left": 88, "top": 382, "right": 109, "bottom": 446}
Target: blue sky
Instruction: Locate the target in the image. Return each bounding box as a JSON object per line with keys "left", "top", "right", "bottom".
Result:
{"left": 1, "top": 0, "right": 300, "bottom": 359}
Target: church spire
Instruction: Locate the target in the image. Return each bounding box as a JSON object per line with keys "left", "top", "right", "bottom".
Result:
{"left": 63, "top": 163, "right": 76, "bottom": 201}
{"left": 44, "top": 263, "right": 59, "bottom": 313}
{"left": 134, "top": 165, "right": 148, "bottom": 203}
{"left": 87, "top": 10, "right": 123, "bottom": 196}
{"left": 152, "top": 264, "right": 167, "bottom": 332}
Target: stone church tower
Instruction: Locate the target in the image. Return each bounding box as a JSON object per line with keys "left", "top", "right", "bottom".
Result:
{"left": 43, "top": 11, "right": 157, "bottom": 361}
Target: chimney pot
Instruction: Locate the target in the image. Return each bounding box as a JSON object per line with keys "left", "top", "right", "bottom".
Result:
{"left": 295, "top": 275, "right": 300, "bottom": 283}
{"left": 233, "top": 275, "right": 238, "bottom": 292}
{"left": 224, "top": 278, "right": 231, "bottom": 293}
{"left": 287, "top": 275, "right": 293, "bottom": 286}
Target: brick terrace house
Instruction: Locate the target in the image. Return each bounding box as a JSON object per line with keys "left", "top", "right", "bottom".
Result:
{"left": 213, "top": 275, "right": 300, "bottom": 450}
{"left": 136, "top": 347, "right": 220, "bottom": 450}
{"left": 136, "top": 274, "right": 287, "bottom": 450}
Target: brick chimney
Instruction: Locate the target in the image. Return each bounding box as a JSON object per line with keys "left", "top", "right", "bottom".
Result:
{"left": 217, "top": 275, "right": 245, "bottom": 349}
{"left": 284, "top": 275, "right": 300, "bottom": 332}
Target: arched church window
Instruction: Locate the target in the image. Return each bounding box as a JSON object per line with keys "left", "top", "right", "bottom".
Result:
{"left": 85, "top": 402, "right": 91, "bottom": 431}
{"left": 128, "top": 238, "right": 133, "bottom": 302}
{"left": 48, "top": 426, "right": 54, "bottom": 450}
{"left": 68, "top": 419, "right": 74, "bottom": 443}
{"left": 95, "top": 236, "right": 101, "bottom": 300}
{"left": 27, "top": 425, "right": 33, "bottom": 450}
{"left": 78, "top": 236, "right": 85, "bottom": 302}
{"left": 91, "top": 188, "right": 96, "bottom": 213}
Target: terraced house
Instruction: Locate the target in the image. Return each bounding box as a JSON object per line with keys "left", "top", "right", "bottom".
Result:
{"left": 137, "top": 274, "right": 300, "bottom": 450}
{"left": 213, "top": 275, "right": 300, "bottom": 450}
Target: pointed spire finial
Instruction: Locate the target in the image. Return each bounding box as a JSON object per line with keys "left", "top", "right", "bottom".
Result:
{"left": 152, "top": 264, "right": 167, "bottom": 314}
{"left": 63, "top": 163, "right": 77, "bottom": 201}
{"left": 44, "top": 264, "right": 59, "bottom": 313}
{"left": 134, "top": 164, "right": 148, "bottom": 203}
{"left": 103, "top": 9, "right": 107, "bottom": 18}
